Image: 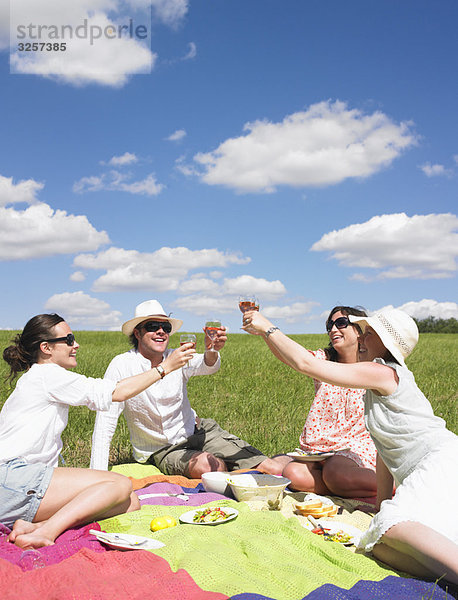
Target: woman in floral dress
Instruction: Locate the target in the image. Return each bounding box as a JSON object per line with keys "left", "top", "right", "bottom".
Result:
{"left": 283, "top": 306, "right": 377, "bottom": 498}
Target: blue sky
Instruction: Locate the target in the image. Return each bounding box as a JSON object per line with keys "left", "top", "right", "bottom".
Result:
{"left": 0, "top": 0, "right": 457, "bottom": 334}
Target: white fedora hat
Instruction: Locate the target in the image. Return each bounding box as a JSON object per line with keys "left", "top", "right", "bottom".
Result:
{"left": 121, "top": 300, "right": 183, "bottom": 337}
{"left": 349, "top": 308, "right": 418, "bottom": 367}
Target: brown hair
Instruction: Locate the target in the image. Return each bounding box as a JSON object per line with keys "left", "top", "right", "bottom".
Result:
{"left": 3, "top": 313, "right": 65, "bottom": 382}
{"left": 324, "top": 306, "right": 367, "bottom": 362}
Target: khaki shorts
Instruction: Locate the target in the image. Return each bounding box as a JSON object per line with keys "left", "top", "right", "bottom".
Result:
{"left": 149, "top": 418, "right": 268, "bottom": 476}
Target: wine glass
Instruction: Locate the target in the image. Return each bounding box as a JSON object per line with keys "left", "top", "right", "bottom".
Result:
{"left": 179, "top": 334, "right": 196, "bottom": 348}
{"left": 238, "top": 296, "right": 259, "bottom": 313}
{"left": 18, "top": 549, "right": 46, "bottom": 571}
{"left": 205, "top": 320, "right": 221, "bottom": 350}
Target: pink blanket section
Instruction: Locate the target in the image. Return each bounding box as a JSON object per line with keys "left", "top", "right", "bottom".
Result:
{"left": 0, "top": 522, "right": 106, "bottom": 570}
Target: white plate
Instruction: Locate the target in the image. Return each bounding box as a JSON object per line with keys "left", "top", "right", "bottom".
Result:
{"left": 310, "top": 521, "right": 363, "bottom": 546}
{"left": 287, "top": 451, "right": 335, "bottom": 462}
{"left": 179, "top": 507, "right": 238, "bottom": 525}
{"left": 90, "top": 530, "right": 165, "bottom": 551}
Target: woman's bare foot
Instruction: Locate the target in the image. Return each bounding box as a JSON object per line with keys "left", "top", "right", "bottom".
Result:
{"left": 7, "top": 519, "right": 46, "bottom": 543}
{"left": 13, "top": 531, "right": 55, "bottom": 550}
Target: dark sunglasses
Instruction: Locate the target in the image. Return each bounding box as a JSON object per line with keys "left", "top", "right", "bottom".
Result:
{"left": 139, "top": 321, "right": 172, "bottom": 334}
{"left": 326, "top": 316, "right": 351, "bottom": 332}
{"left": 42, "top": 333, "right": 76, "bottom": 346}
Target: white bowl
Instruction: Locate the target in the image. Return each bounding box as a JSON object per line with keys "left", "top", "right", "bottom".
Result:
{"left": 201, "top": 471, "right": 232, "bottom": 496}
{"left": 227, "top": 474, "right": 291, "bottom": 510}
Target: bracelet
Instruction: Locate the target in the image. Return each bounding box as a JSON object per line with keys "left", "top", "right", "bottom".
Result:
{"left": 155, "top": 365, "right": 166, "bottom": 379}
{"left": 265, "top": 326, "right": 280, "bottom": 338}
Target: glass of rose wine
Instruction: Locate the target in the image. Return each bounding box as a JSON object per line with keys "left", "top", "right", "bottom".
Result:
{"left": 180, "top": 334, "right": 196, "bottom": 348}
{"left": 238, "top": 296, "right": 259, "bottom": 314}
{"left": 204, "top": 319, "right": 221, "bottom": 350}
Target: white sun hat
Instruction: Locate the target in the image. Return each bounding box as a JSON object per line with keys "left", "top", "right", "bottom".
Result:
{"left": 349, "top": 308, "right": 419, "bottom": 367}
{"left": 121, "top": 300, "right": 183, "bottom": 337}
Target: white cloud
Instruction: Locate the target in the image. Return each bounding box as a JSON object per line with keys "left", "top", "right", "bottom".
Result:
{"left": 9, "top": 1, "right": 155, "bottom": 87}
{"left": 44, "top": 291, "right": 122, "bottom": 329}
{"left": 173, "top": 275, "right": 289, "bottom": 316}
{"left": 73, "top": 246, "right": 251, "bottom": 292}
{"left": 0, "top": 175, "right": 44, "bottom": 206}
{"left": 173, "top": 294, "right": 237, "bottom": 316}
{"left": 70, "top": 271, "right": 86, "bottom": 282}
{"left": 0, "top": 203, "right": 109, "bottom": 261}
{"left": 376, "top": 299, "right": 458, "bottom": 321}
{"left": 166, "top": 129, "right": 187, "bottom": 142}
{"left": 262, "top": 302, "right": 320, "bottom": 323}
{"left": 193, "top": 100, "right": 417, "bottom": 193}
{"left": 106, "top": 152, "right": 138, "bottom": 166}
{"left": 221, "top": 275, "right": 286, "bottom": 299}
{"left": 73, "top": 170, "right": 164, "bottom": 196}
{"left": 149, "top": 0, "right": 189, "bottom": 28}
{"left": 178, "top": 277, "right": 220, "bottom": 294}
{"left": 311, "top": 213, "right": 458, "bottom": 279}
{"left": 182, "top": 42, "right": 196, "bottom": 60}
{"left": 419, "top": 163, "right": 451, "bottom": 177}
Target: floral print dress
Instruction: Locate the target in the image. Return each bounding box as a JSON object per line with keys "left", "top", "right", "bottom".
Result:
{"left": 299, "top": 349, "right": 377, "bottom": 469}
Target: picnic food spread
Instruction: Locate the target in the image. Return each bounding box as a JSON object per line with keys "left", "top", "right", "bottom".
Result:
{"left": 294, "top": 495, "right": 338, "bottom": 517}
{"left": 150, "top": 515, "right": 177, "bottom": 531}
{"left": 192, "top": 507, "right": 232, "bottom": 523}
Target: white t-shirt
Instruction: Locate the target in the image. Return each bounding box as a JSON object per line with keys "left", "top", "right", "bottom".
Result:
{"left": 0, "top": 363, "right": 116, "bottom": 468}
{"left": 90, "top": 348, "right": 220, "bottom": 470}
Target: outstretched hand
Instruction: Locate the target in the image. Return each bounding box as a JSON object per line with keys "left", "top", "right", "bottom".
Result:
{"left": 242, "top": 311, "right": 273, "bottom": 336}
{"left": 163, "top": 343, "right": 195, "bottom": 374}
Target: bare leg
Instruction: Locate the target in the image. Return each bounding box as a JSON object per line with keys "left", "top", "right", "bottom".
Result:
{"left": 282, "top": 460, "right": 331, "bottom": 495}
{"left": 321, "top": 455, "right": 377, "bottom": 497}
{"left": 372, "top": 522, "right": 458, "bottom": 585}
{"left": 8, "top": 468, "right": 140, "bottom": 549}
{"left": 255, "top": 455, "right": 293, "bottom": 476}
{"left": 187, "top": 452, "right": 227, "bottom": 478}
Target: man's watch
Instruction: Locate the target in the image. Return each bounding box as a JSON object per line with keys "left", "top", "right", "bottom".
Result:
{"left": 155, "top": 365, "right": 166, "bottom": 379}
{"left": 265, "top": 326, "right": 280, "bottom": 338}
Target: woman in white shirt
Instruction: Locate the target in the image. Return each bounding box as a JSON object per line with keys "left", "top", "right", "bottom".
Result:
{"left": 1, "top": 313, "right": 194, "bottom": 550}
{"left": 243, "top": 308, "right": 458, "bottom": 585}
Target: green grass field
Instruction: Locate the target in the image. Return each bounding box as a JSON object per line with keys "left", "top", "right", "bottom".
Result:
{"left": 0, "top": 330, "right": 456, "bottom": 468}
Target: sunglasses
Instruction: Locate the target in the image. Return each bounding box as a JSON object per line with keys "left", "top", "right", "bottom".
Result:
{"left": 42, "top": 333, "right": 76, "bottom": 346}
{"left": 326, "top": 316, "right": 351, "bottom": 332}
{"left": 139, "top": 321, "right": 172, "bottom": 334}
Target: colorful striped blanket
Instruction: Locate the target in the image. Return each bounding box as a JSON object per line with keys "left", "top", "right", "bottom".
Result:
{"left": 0, "top": 464, "right": 455, "bottom": 600}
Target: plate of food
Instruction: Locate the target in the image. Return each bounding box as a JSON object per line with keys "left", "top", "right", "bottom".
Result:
{"left": 179, "top": 506, "right": 238, "bottom": 525}
{"left": 309, "top": 521, "right": 363, "bottom": 546}
{"left": 287, "top": 451, "right": 335, "bottom": 462}
{"left": 89, "top": 529, "right": 165, "bottom": 551}
{"left": 287, "top": 448, "right": 350, "bottom": 462}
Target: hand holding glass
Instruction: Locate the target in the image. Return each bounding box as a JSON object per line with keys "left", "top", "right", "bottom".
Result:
{"left": 180, "top": 334, "right": 196, "bottom": 349}
{"left": 205, "top": 320, "right": 221, "bottom": 350}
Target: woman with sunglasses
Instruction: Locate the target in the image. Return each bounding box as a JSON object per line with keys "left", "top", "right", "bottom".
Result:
{"left": 281, "top": 306, "right": 377, "bottom": 498}
{"left": 0, "top": 313, "right": 195, "bottom": 549}
{"left": 243, "top": 308, "right": 458, "bottom": 583}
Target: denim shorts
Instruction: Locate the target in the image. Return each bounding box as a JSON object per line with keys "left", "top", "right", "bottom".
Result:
{"left": 0, "top": 458, "right": 54, "bottom": 529}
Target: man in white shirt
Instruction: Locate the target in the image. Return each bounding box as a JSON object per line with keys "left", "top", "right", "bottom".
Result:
{"left": 91, "top": 300, "right": 284, "bottom": 478}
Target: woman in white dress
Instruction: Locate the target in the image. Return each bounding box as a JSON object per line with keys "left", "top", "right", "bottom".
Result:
{"left": 243, "top": 308, "right": 458, "bottom": 584}
{"left": 1, "top": 313, "right": 194, "bottom": 549}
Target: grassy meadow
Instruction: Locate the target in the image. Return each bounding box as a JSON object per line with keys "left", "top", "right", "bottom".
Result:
{"left": 0, "top": 330, "right": 456, "bottom": 469}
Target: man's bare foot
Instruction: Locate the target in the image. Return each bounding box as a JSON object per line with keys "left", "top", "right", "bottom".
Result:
{"left": 13, "top": 532, "right": 55, "bottom": 550}
{"left": 7, "top": 519, "right": 45, "bottom": 543}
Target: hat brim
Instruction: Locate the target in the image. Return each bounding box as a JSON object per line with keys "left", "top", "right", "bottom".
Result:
{"left": 122, "top": 315, "right": 183, "bottom": 337}
{"left": 348, "top": 315, "right": 406, "bottom": 367}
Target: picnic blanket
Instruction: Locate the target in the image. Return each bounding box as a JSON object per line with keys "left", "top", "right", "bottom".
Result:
{"left": 0, "top": 463, "right": 455, "bottom": 600}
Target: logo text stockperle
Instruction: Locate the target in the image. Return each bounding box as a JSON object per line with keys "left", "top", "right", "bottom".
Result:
{"left": 15, "top": 19, "right": 148, "bottom": 46}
